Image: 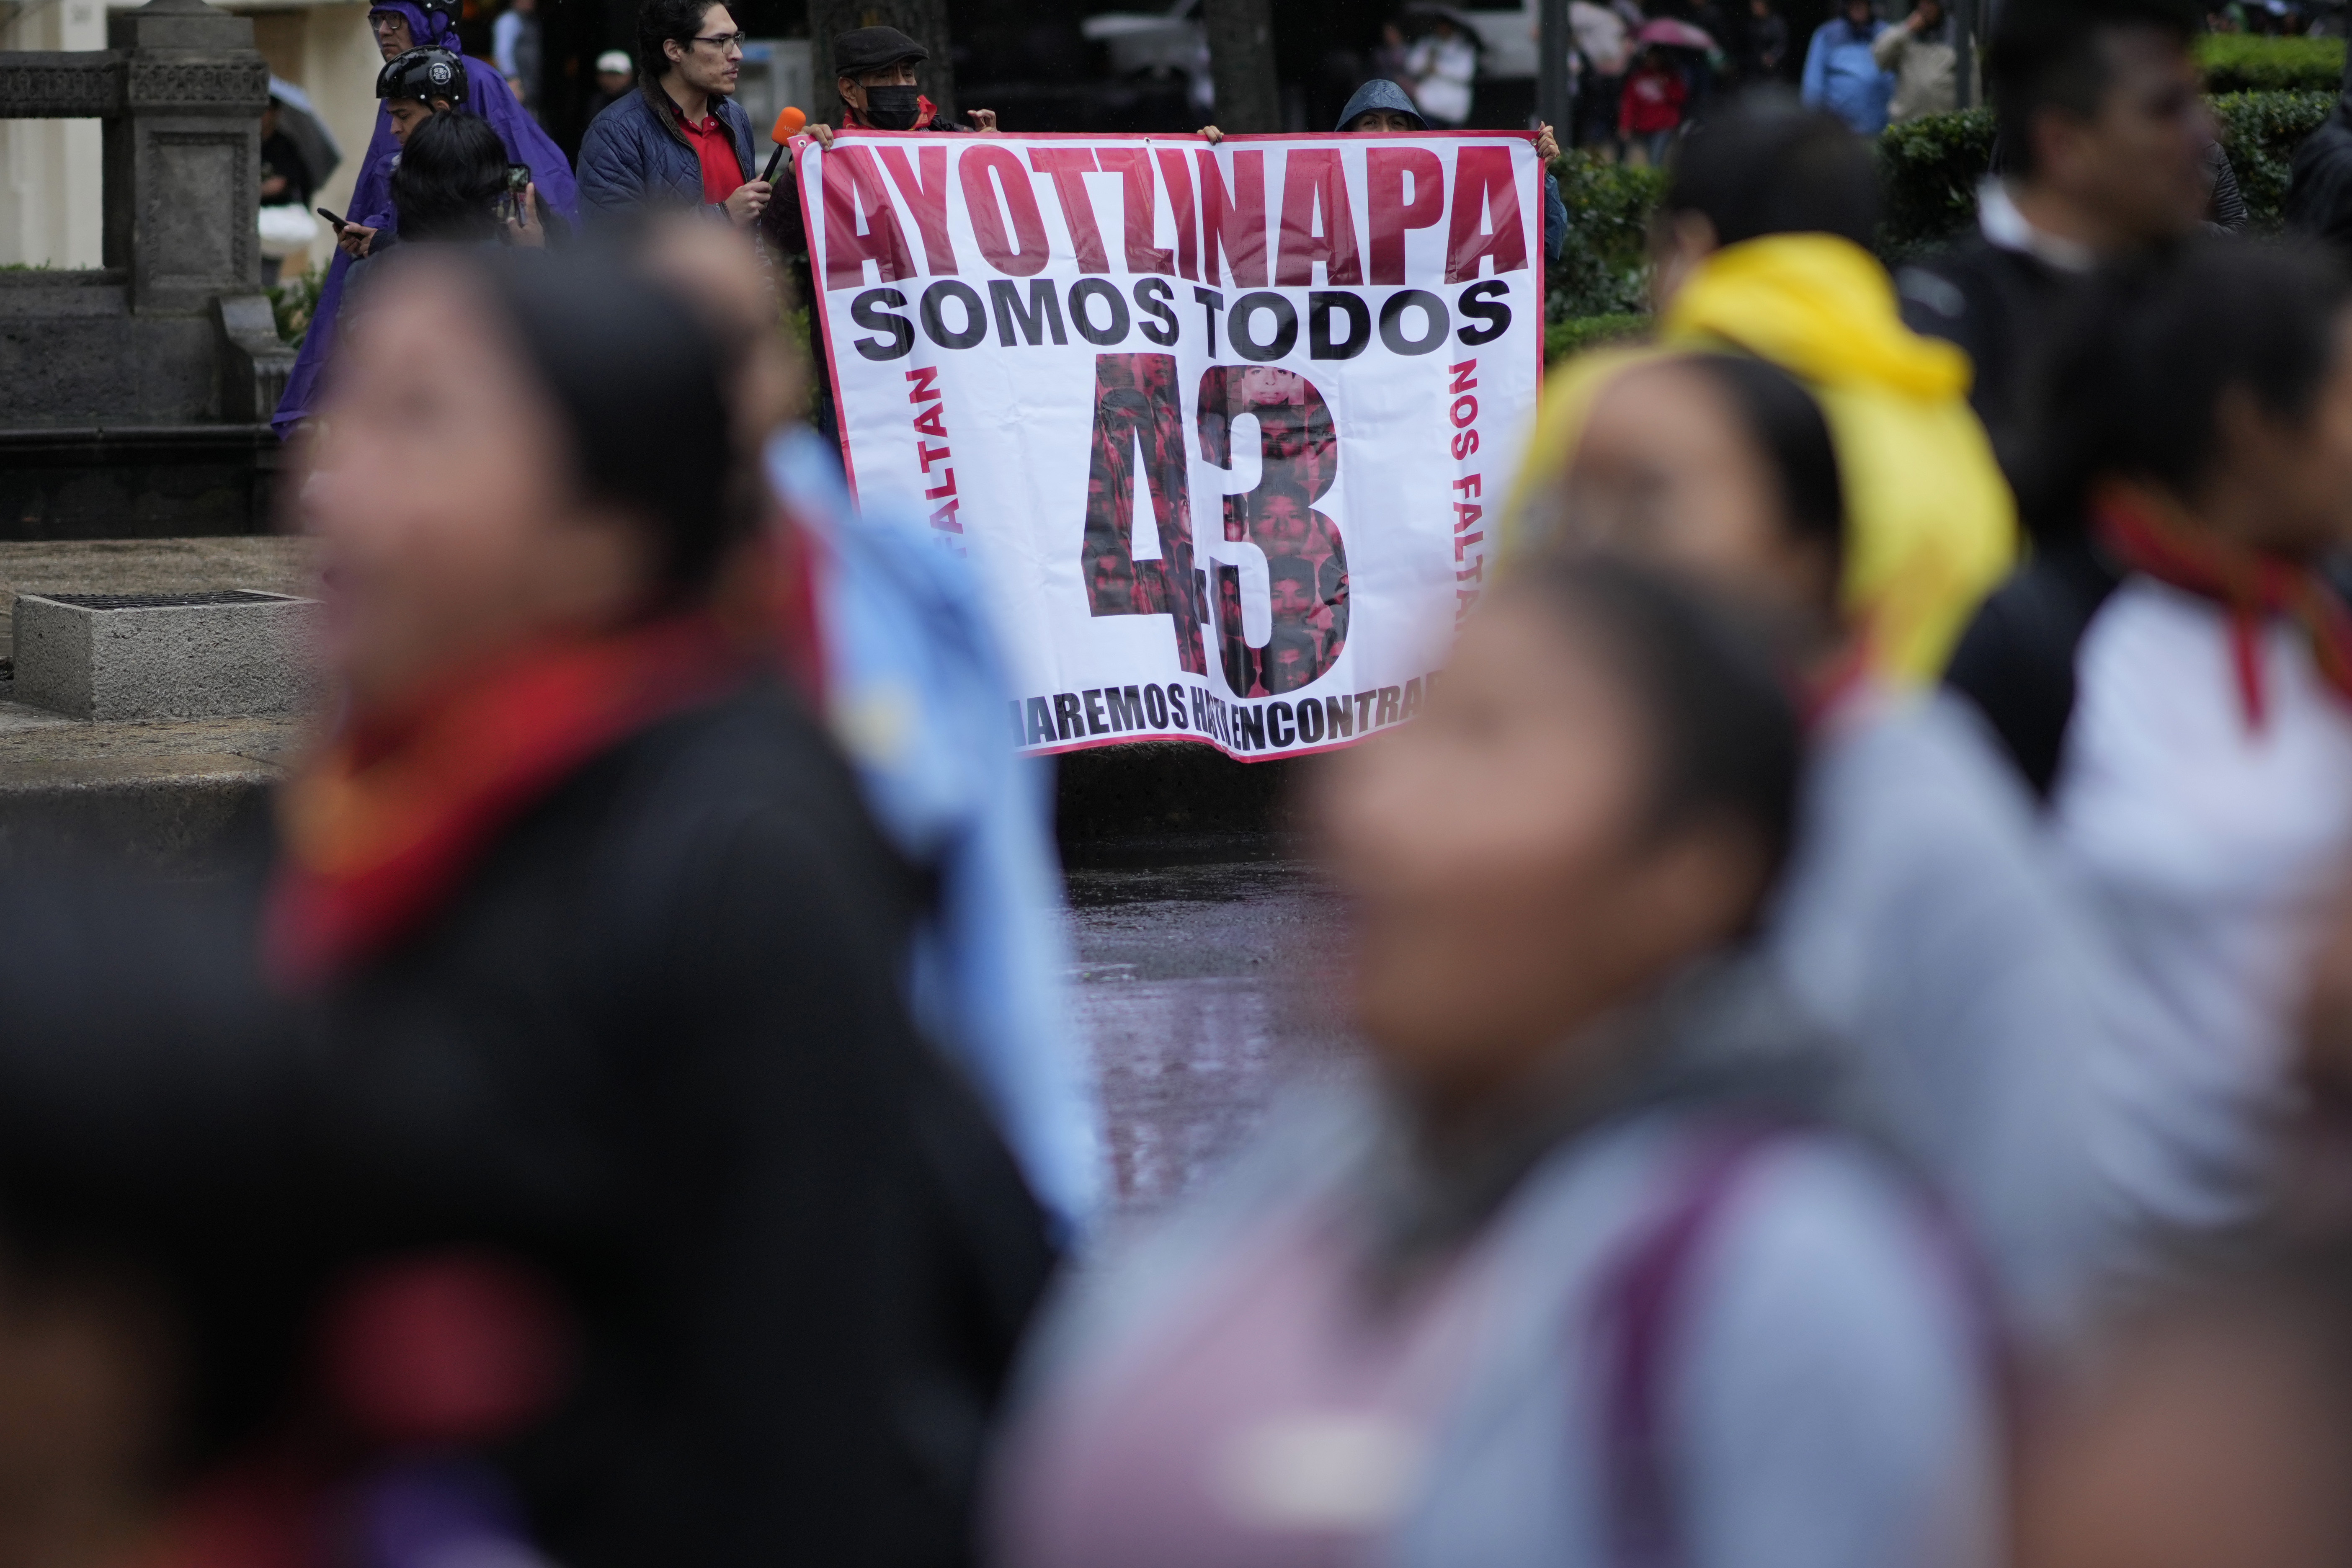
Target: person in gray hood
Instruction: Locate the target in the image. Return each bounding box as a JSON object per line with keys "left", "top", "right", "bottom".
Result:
{"left": 1534, "top": 346, "right": 2142, "bottom": 1355}
{"left": 1202, "top": 78, "right": 1572, "bottom": 262}
{"left": 987, "top": 558, "right": 1999, "bottom": 1568}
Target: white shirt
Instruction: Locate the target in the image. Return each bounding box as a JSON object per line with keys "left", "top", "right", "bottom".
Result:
{"left": 1405, "top": 35, "right": 1478, "bottom": 127}
{"left": 1976, "top": 180, "right": 2096, "bottom": 274}
{"left": 2055, "top": 579, "right": 2352, "bottom": 1232}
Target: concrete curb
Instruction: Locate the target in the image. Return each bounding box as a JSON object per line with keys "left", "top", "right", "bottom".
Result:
{"left": 0, "top": 750, "right": 281, "bottom": 874}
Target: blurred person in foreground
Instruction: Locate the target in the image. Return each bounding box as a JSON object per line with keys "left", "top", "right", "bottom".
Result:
{"left": 271, "top": 0, "right": 575, "bottom": 438}
{"left": 0, "top": 245, "right": 1053, "bottom": 1565}
{"left": 2287, "top": 43, "right": 2352, "bottom": 260}
{"left": 2278, "top": 874, "right": 2352, "bottom": 1237}
{"left": 2012, "top": 889, "right": 2352, "bottom": 1568}
{"left": 634, "top": 218, "right": 1103, "bottom": 1236}
{"left": 988, "top": 558, "right": 1999, "bottom": 1568}
{"left": 1524, "top": 350, "right": 2132, "bottom": 1350}
{"left": 2019, "top": 1244, "right": 2352, "bottom": 1568}
{"left": 1953, "top": 240, "right": 2352, "bottom": 1238}
{"left": 1899, "top": 0, "right": 2214, "bottom": 475}
{"left": 1505, "top": 95, "right": 2017, "bottom": 686}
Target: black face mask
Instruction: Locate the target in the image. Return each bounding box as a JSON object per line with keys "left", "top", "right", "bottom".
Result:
{"left": 862, "top": 84, "right": 922, "bottom": 129}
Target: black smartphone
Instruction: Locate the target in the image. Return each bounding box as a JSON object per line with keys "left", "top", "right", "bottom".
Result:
{"left": 496, "top": 164, "right": 532, "bottom": 226}
{"left": 316, "top": 206, "right": 348, "bottom": 230}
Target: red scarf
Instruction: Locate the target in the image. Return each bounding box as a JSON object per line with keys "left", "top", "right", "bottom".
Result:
{"left": 264, "top": 614, "right": 753, "bottom": 989}
{"left": 2094, "top": 483, "right": 2352, "bottom": 730}
{"left": 1795, "top": 634, "right": 1874, "bottom": 732}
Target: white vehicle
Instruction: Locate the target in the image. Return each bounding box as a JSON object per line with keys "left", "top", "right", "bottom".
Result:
{"left": 1081, "top": 0, "right": 1207, "bottom": 78}
{"left": 1454, "top": 0, "right": 1540, "bottom": 80}
{"left": 1082, "top": 0, "right": 1540, "bottom": 103}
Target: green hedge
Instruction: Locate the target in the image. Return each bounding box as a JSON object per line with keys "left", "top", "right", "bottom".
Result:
{"left": 1875, "top": 105, "right": 1999, "bottom": 259}
{"left": 2214, "top": 88, "right": 2337, "bottom": 227}
{"left": 1547, "top": 154, "right": 1668, "bottom": 320}
{"left": 1543, "top": 88, "right": 2336, "bottom": 361}
{"left": 1841, "top": 89, "right": 2333, "bottom": 258}
{"left": 269, "top": 264, "right": 326, "bottom": 347}
{"left": 2197, "top": 34, "right": 2344, "bottom": 94}
{"left": 1545, "top": 313, "right": 1650, "bottom": 364}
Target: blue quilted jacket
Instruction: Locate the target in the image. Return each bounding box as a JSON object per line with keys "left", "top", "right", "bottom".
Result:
{"left": 575, "top": 85, "right": 755, "bottom": 222}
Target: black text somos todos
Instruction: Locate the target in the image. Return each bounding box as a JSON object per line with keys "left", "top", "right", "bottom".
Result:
{"left": 821, "top": 141, "right": 1530, "bottom": 363}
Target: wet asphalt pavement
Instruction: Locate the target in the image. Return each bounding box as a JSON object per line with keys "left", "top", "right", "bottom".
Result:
{"left": 1065, "top": 860, "right": 1359, "bottom": 1216}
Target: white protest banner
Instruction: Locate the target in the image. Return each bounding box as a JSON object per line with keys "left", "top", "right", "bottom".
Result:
{"left": 797, "top": 129, "right": 1545, "bottom": 760}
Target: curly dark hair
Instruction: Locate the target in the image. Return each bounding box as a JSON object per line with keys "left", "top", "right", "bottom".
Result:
{"left": 389, "top": 109, "right": 506, "bottom": 243}
{"left": 637, "top": 0, "right": 719, "bottom": 82}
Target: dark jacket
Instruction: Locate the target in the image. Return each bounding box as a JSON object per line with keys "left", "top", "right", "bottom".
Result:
{"left": 2288, "top": 90, "right": 2352, "bottom": 257}
{"left": 0, "top": 680, "right": 1054, "bottom": 1566}
{"left": 1897, "top": 237, "right": 2086, "bottom": 486}
{"left": 1942, "top": 534, "right": 2122, "bottom": 799}
{"left": 576, "top": 82, "right": 756, "bottom": 222}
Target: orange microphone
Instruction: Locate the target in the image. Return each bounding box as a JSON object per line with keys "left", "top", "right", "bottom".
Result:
{"left": 760, "top": 106, "right": 806, "bottom": 183}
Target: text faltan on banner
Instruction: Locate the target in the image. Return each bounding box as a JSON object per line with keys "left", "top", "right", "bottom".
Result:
{"left": 797, "top": 129, "right": 1545, "bottom": 761}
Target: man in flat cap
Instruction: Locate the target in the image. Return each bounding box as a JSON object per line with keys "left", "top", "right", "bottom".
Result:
{"left": 806, "top": 24, "right": 997, "bottom": 144}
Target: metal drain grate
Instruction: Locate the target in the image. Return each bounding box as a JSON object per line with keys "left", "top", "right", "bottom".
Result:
{"left": 36, "top": 590, "right": 290, "bottom": 611}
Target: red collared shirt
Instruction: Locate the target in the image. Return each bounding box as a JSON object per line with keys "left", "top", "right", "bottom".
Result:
{"left": 677, "top": 108, "right": 742, "bottom": 206}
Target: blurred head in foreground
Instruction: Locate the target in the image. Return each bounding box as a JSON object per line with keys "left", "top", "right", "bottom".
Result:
{"left": 1537, "top": 351, "right": 1846, "bottom": 665}
{"left": 1988, "top": 0, "right": 2211, "bottom": 253}
{"left": 627, "top": 215, "right": 804, "bottom": 446}
{"left": 1649, "top": 95, "right": 1881, "bottom": 311}
{"left": 303, "top": 245, "right": 755, "bottom": 719}
{"left": 2277, "top": 875, "right": 2352, "bottom": 1234}
{"left": 1609, "top": 86, "right": 2012, "bottom": 687}
{"left": 2021, "top": 1249, "right": 2352, "bottom": 1568}
{"left": 1323, "top": 557, "right": 1798, "bottom": 1123}
{"left": 2020, "top": 239, "right": 2352, "bottom": 562}
{"left": 993, "top": 564, "right": 2004, "bottom": 1568}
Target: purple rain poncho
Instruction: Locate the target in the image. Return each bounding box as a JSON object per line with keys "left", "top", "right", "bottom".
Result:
{"left": 271, "top": 0, "right": 579, "bottom": 436}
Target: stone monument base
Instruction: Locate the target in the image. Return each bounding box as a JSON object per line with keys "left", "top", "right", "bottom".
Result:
{"left": 0, "top": 425, "right": 283, "bottom": 541}
{"left": 0, "top": 536, "right": 314, "bottom": 872}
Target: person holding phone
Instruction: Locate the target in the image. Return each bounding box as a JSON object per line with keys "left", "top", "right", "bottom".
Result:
{"left": 341, "top": 111, "right": 553, "bottom": 324}
{"left": 328, "top": 46, "right": 467, "bottom": 263}
{"left": 273, "top": 0, "right": 577, "bottom": 439}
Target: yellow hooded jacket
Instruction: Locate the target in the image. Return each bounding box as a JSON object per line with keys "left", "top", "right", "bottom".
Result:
{"left": 1505, "top": 234, "right": 2018, "bottom": 682}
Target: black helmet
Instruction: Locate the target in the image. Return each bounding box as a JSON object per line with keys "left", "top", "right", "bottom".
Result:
{"left": 377, "top": 46, "right": 468, "bottom": 106}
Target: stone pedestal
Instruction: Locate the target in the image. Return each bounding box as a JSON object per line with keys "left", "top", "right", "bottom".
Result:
{"left": 13, "top": 588, "right": 321, "bottom": 720}
{"left": 0, "top": 1, "right": 292, "bottom": 536}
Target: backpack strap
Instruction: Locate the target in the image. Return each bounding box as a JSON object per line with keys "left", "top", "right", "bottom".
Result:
{"left": 1594, "top": 1120, "right": 1795, "bottom": 1568}
{"left": 1592, "top": 1120, "right": 2012, "bottom": 1568}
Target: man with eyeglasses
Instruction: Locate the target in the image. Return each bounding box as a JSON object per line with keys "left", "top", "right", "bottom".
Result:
{"left": 577, "top": 0, "right": 773, "bottom": 228}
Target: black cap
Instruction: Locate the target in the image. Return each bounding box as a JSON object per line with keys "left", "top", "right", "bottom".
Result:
{"left": 833, "top": 25, "right": 927, "bottom": 77}
{"left": 377, "top": 46, "right": 468, "bottom": 105}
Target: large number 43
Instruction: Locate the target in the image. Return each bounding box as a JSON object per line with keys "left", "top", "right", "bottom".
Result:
{"left": 1079, "top": 352, "right": 1349, "bottom": 699}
